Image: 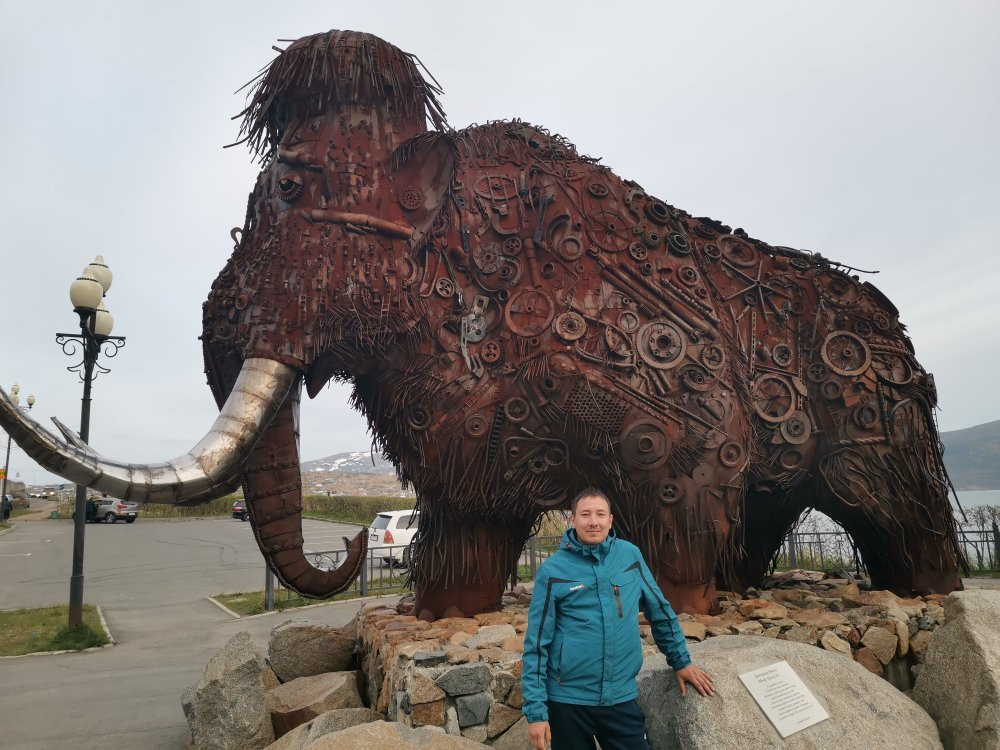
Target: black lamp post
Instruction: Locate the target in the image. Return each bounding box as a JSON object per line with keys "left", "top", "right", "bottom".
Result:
{"left": 1, "top": 385, "right": 35, "bottom": 518}
{"left": 60, "top": 256, "right": 125, "bottom": 629}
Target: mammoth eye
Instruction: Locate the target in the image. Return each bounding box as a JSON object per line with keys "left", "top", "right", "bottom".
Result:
{"left": 277, "top": 173, "right": 304, "bottom": 202}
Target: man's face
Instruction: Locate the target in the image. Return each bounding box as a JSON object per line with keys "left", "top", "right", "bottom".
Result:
{"left": 571, "top": 495, "right": 613, "bottom": 545}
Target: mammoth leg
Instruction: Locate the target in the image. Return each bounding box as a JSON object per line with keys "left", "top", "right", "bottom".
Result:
{"left": 411, "top": 504, "right": 535, "bottom": 621}
{"left": 815, "top": 435, "right": 964, "bottom": 596}
{"left": 625, "top": 479, "right": 740, "bottom": 615}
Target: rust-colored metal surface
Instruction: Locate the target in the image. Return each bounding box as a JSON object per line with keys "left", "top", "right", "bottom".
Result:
{"left": 200, "top": 30, "right": 965, "bottom": 618}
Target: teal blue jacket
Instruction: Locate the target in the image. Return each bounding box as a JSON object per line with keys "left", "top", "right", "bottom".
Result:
{"left": 521, "top": 528, "right": 691, "bottom": 723}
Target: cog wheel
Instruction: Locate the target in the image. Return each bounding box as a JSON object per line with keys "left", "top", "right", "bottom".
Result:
{"left": 752, "top": 374, "right": 795, "bottom": 423}
{"left": 480, "top": 339, "right": 502, "bottom": 364}
{"left": 618, "top": 311, "right": 641, "bottom": 333}
{"left": 505, "top": 289, "right": 554, "bottom": 336}
{"left": 587, "top": 181, "right": 610, "bottom": 198}
{"left": 434, "top": 277, "right": 455, "bottom": 298}
{"left": 779, "top": 410, "right": 812, "bottom": 445}
{"left": 719, "top": 441, "right": 745, "bottom": 467}
{"left": 679, "top": 364, "right": 716, "bottom": 392}
{"left": 872, "top": 353, "right": 913, "bottom": 385}
{"left": 277, "top": 174, "right": 304, "bottom": 203}
{"left": 852, "top": 404, "right": 879, "bottom": 431}
{"left": 587, "top": 209, "right": 632, "bottom": 252}
{"left": 678, "top": 265, "right": 700, "bottom": 286}
{"left": 720, "top": 238, "right": 757, "bottom": 267}
{"left": 503, "top": 236, "right": 522, "bottom": 256}
{"left": 637, "top": 320, "right": 687, "bottom": 370}
{"left": 629, "top": 244, "right": 648, "bottom": 262}
{"left": 667, "top": 232, "right": 691, "bottom": 256}
{"left": 554, "top": 312, "right": 587, "bottom": 342}
{"left": 556, "top": 236, "right": 585, "bottom": 260}
{"left": 872, "top": 311, "right": 892, "bottom": 331}
{"left": 643, "top": 231, "right": 662, "bottom": 248}
{"left": 473, "top": 243, "right": 502, "bottom": 274}
{"left": 854, "top": 320, "right": 873, "bottom": 338}
{"left": 605, "top": 326, "right": 633, "bottom": 358}
{"left": 701, "top": 344, "right": 726, "bottom": 370}
{"left": 821, "top": 331, "right": 872, "bottom": 376}
{"left": 620, "top": 421, "right": 672, "bottom": 470}
{"left": 644, "top": 200, "right": 672, "bottom": 225}
{"left": 772, "top": 343, "right": 793, "bottom": 368}
{"left": 504, "top": 396, "right": 529, "bottom": 423}
{"left": 656, "top": 479, "right": 685, "bottom": 505}
{"left": 703, "top": 244, "right": 721, "bottom": 260}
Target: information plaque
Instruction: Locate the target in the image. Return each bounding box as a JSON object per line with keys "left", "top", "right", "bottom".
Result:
{"left": 739, "top": 660, "right": 829, "bottom": 738}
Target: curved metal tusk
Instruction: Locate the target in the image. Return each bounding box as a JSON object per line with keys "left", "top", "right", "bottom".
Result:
{"left": 0, "top": 358, "right": 297, "bottom": 503}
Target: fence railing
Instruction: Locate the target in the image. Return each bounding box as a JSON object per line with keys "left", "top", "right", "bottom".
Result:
{"left": 296, "top": 524, "right": 999, "bottom": 603}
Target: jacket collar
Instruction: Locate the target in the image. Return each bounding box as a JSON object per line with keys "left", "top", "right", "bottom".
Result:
{"left": 561, "top": 527, "right": 616, "bottom": 561}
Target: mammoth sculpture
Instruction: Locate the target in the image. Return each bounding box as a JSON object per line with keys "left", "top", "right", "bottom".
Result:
{"left": 0, "top": 30, "right": 965, "bottom": 619}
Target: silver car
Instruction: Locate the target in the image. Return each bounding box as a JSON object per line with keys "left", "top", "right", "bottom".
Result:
{"left": 93, "top": 498, "right": 139, "bottom": 523}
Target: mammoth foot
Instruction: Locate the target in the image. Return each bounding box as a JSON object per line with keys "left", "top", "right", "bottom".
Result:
{"left": 415, "top": 581, "right": 507, "bottom": 622}
{"left": 659, "top": 579, "right": 717, "bottom": 616}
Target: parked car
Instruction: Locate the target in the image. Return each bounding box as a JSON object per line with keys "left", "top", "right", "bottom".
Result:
{"left": 93, "top": 498, "right": 139, "bottom": 523}
{"left": 232, "top": 498, "right": 248, "bottom": 521}
{"left": 368, "top": 510, "right": 419, "bottom": 567}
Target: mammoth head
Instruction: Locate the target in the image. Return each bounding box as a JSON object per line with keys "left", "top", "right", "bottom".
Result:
{"left": 0, "top": 31, "right": 452, "bottom": 600}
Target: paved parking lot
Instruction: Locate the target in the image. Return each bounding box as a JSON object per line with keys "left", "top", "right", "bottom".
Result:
{"left": 0, "top": 515, "right": 399, "bottom": 750}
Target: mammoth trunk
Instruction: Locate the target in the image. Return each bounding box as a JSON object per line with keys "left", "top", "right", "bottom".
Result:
{"left": 243, "top": 378, "right": 366, "bottom": 597}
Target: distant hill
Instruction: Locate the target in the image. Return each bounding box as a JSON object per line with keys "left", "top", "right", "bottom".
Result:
{"left": 301, "top": 451, "right": 396, "bottom": 475}
{"left": 941, "top": 420, "right": 1000, "bottom": 491}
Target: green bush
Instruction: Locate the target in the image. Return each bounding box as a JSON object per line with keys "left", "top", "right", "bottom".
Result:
{"left": 303, "top": 495, "right": 414, "bottom": 525}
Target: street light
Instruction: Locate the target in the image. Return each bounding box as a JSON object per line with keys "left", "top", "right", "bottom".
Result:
{"left": 1, "top": 385, "right": 35, "bottom": 519}
{"left": 59, "top": 256, "right": 126, "bottom": 629}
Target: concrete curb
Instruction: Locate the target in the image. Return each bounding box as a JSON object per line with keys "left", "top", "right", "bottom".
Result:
{"left": 0, "top": 524, "right": 14, "bottom": 536}
{"left": 209, "top": 592, "right": 402, "bottom": 620}
{"left": 205, "top": 596, "right": 241, "bottom": 619}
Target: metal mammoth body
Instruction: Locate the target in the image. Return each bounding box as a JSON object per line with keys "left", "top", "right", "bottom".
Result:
{"left": 0, "top": 31, "right": 964, "bottom": 619}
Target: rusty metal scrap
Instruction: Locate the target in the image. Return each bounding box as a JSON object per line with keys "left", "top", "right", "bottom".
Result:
{"left": 1, "top": 30, "right": 962, "bottom": 621}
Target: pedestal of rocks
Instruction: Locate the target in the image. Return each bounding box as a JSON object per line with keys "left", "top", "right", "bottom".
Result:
{"left": 638, "top": 635, "right": 943, "bottom": 749}
{"left": 912, "top": 589, "right": 1000, "bottom": 750}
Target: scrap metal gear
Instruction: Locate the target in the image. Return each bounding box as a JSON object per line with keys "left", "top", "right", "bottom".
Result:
{"left": 779, "top": 410, "right": 812, "bottom": 445}
{"left": 752, "top": 374, "right": 795, "bottom": 423}
{"left": 505, "top": 289, "right": 554, "bottom": 336}
{"left": 554, "top": 312, "right": 587, "bottom": 342}
{"left": 821, "top": 331, "right": 872, "bottom": 376}
{"left": 636, "top": 320, "right": 686, "bottom": 369}
{"left": 620, "top": 421, "right": 672, "bottom": 469}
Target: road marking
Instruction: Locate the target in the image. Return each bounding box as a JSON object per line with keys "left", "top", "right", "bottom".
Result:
{"left": 0, "top": 553, "right": 31, "bottom": 557}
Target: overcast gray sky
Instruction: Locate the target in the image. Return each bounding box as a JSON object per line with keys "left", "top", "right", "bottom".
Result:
{"left": 1, "top": 1, "right": 997, "bottom": 487}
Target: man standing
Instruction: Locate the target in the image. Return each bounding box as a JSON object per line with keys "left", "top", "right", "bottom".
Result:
{"left": 522, "top": 488, "right": 715, "bottom": 749}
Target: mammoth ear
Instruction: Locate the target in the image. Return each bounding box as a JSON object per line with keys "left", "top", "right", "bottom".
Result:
{"left": 390, "top": 132, "right": 457, "bottom": 247}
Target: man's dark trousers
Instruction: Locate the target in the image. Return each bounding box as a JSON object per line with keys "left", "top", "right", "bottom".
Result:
{"left": 548, "top": 699, "right": 650, "bottom": 749}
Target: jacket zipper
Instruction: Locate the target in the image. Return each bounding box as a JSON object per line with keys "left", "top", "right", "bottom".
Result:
{"left": 613, "top": 584, "right": 623, "bottom": 618}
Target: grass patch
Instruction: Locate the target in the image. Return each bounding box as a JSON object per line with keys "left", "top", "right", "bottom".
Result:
{"left": 303, "top": 495, "right": 414, "bottom": 525}
{"left": 216, "top": 583, "right": 410, "bottom": 617}
{"left": 11, "top": 508, "right": 34, "bottom": 518}
{"left": 0, "top": 604, "right": 109, "bottom": 656}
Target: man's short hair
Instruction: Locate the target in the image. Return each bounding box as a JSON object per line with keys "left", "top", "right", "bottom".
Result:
{"left": 570, "top": 488, "right": 611, "bottom": 514}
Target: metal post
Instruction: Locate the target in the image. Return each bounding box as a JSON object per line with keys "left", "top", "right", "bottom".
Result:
{"left": 528, "top": 536, "right": 537, "bottom": 580}
{"left": 360, "top": 549, "right": 369, "bottom": 597}
{"left": 788, "top": 533, "right": 798, "bottom": 569}
{"left": 68, "top": 313, "right": 97, "bottom": 629}
{"left": 1, "top": 432, "right": 12, "bottom": 516}
{"left": 264, "top": 565, "right": 275, "bottom": 612}
{"left": 992, "top": 520, "right": 1000, "bottom": 572}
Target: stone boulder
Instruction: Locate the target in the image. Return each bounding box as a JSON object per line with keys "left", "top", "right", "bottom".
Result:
{"left": 269, "top": 619, "right": 357, "bottom": 683}
{"left": 637, "top": 635, "right": 941, "bottom": 749}
{"left": 189, "top": 631, "right": 278, "bottom": 750}
{"left": 912, "top": 590, "right": 1000, "bottom": 750}
{"left": 267, "top": 671, "right": 365, "bottom": 737}
{"left": 300, "top": 720, "right": 483, "bottom": 748}
{"left": 263, "top": 708, "right": 383, "bottom": 750}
